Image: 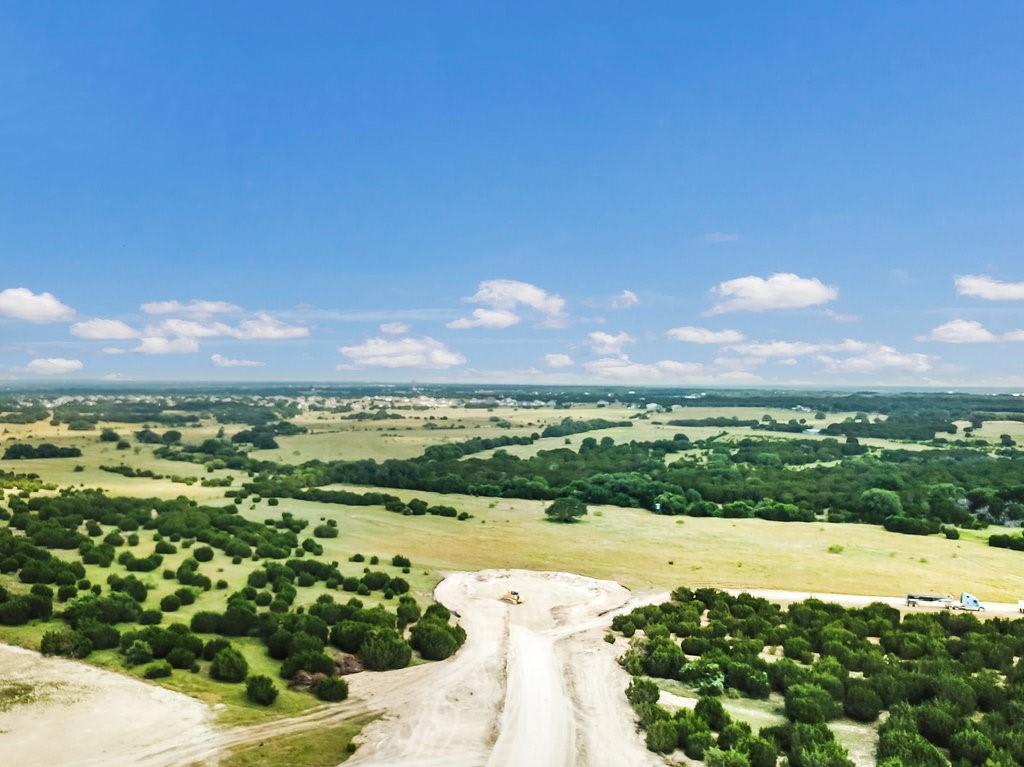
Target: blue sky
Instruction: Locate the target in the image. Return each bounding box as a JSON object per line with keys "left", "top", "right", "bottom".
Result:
{"left": 2, "top": 3, "right": 1024, "bottom": 386}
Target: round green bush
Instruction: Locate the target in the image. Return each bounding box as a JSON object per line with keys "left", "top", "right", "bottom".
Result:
{"left": 40, "top": 629, "right": 92, "bottom": 659}
{"left": 245, "top": 674, "right": 279, "bottom": 706}
{"left": 785, "top": 684, "right": 836, "bottom": 724}
{"left": 210, "top": 647, "right": 249, "bottom": 683}
{"left": 644, "top": 719, "right": 678, "bottom": 754}
{"left": 144, "top": 661, "right": 172, "bottom": 679}
{"left": 315, "top": 676, "right": 349, "bottom": 702}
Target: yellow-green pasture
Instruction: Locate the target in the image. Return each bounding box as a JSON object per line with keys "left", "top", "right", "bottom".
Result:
{"left": 272, "top": 485, "right": 1024, "bottom": 602}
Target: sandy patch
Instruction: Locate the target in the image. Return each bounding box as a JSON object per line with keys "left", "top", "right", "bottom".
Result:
{"left": 0, "top": 644, "right": 219, "bottom": 767}
{"left": 345, "top": 569, "right": 662, "bottom": 767}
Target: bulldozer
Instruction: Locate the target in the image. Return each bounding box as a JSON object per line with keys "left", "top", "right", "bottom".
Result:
{"left": 499, "top": 590, "right": 523, "bottom": 605}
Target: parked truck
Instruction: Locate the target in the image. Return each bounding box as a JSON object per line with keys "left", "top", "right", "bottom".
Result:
{"left": 905, "top": 592, "right": 984, "bottom": 611}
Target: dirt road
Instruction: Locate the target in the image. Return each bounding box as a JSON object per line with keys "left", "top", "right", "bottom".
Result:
{"left": 345, "top": 569, "right": 661, "bottom": 767}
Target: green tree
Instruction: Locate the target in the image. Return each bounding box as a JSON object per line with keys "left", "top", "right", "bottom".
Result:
{"left": 785, "top": 684, "right": 837, "bottom": 724}
{"left": 210, "top": 646, "right": 248, "bottom": 682}
{"left": 859, "top": 488, "right": 903, "bottom": 522}
{"left": 245, "top": 675, "right": 279, "bottom": 706}
{"left": 40, "top": 629, "right": 92, "bottom": 658}
{"left": 315, "top": 677, "right": 349, "bottom": 702}
{"left": 544, "top": 497, "right": 588, "bottom": 523}
{"left": 644, "top": 719, "right": 679, "bottom": 754}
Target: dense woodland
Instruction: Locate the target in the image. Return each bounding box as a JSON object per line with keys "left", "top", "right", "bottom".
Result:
{"left": 0, "top": 490, "right": 465, "bottom": 705}
{"left": 204, "top": 433, "right": 1024, "bottom": 534}
{"left": 615, "top": 587, "right": 1024, "bottom": 766}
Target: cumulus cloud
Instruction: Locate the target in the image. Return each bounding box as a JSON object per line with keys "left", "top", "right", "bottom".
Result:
{"left": 451, "top": 279, "right": 566, "bottom": 329}
{"left": 919, "top": 319, "right": 1024, "bottom": 343}
{"left": 715, "top": 337, "right": 931, "bottom": 374}
{"left": 724, "top": 340, "right": 827, "bottom": 358}
{"left": 955, "top": 275, "right": 1024, "bottom": 301}
{"left": 584, "top": 356, "right": 705, "bottom": 381}
{"left": 667, "top": 326, "right": 746, "bottom": 344}
{"left": 611, "top": 290, "right": 639, "bottom": 309}
{"left": 147, "top": 318, "right": 232, "bottom": 338}
{"left": 25, "top": 357, "right": 83, "bottom": 375}
{"left": 211, "top": 353, "right": 264, "bottom": 368}
{"left": 231, "top": 313, "right": 309, "bottom": 340}
{"left": 141, "top": 299, "right": 240, "bottom": 315}
{"left": 817, "top": 345, "right": 932, "bottom": 374}
{"left": 134, "top": 336, "right": 200, "bottom": 355}
{"left": 138, "top": 314, "right": 307, "bottom": 341}
{"left": 544, "top": 353, "right": 574, "bottom": 368}
{"left": 704, "top": 232, "right": 740, "bottom": 244}
{"left": 0, "top": 288, "right": 75, "bottom": 323}
{"left": 379, "top": 322, "right": 410, "bottom": 335}
{"left": 339, "top": 336, "right": 466, "bottom": 369}
{"left": 447, "top": 308, "right": 521, "bottom": 329}
{"left": 919, "top": 319, "right": 997, "bottom": 343}
{"left": 587, "top": 331, "right": 634, "bottom": 355}
{"left": 708, "top": 273, "right": 838, "bottom": 315}
{"left": 70, "top": 318, "right": 139, "bottom": 340}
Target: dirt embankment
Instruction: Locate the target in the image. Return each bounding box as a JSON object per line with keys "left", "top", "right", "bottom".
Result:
{"left": 345, "top": 569, "right": 662, "bottom": 767}
{"left": 0, "top": 644, "right": 220, "bottom": 767}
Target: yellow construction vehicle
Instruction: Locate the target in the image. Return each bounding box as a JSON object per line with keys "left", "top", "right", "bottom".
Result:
{"left": 499, "top": 590, "right": 523, "bottom": 605}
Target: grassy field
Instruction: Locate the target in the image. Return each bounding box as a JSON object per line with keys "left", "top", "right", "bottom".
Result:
{"left": 265, "top": 484, "right": 1024, "bottom": 601}
{"left": 220, "top": 713, "right": 377, "bottom": 767}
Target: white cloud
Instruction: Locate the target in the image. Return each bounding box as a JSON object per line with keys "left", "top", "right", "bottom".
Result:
{"left": 134, "top": 336, "right": 200, "bottom": 355}
{"left": 379, "top": 322, "right": 410, "bottom": 335}
{"left": 708, "top": 273, "right": 838, "bottom": 315}
{"left": 704, "top": 232, "right": 740, "bottom": 244}
{"left": 611, "top": 290, "right": 639, "bottom": 309}
{"left": 955, "top": 274, "right": 1024, "bottom": 301}
{"left": 70, "top": 318, "right": 139, "bottom": 340}
{"left": 101, "top": 372, "right": 132, "bottom": 381}
{"left": 147, "top": 318, "right": 232, "bottom": 338}
{"left": 712, "top": 356, "right": 766, "bottom": 372}
{"left": 232, "top": 313, "right": 309, "bottom": 340}
{"left": 0, "top": 288, "right": 75, "bottom": 323}
{"left": 918, "top": 319, "right": 1024, "bottom": 344}
{"left": 102, "top": 346, "right": 128, "bottom": 355}
{"left": 25, "top": 357, "right": 83, "bottom": 375}
{"left": 587, "top": 331, "right": 634, "bottom": 355}
{"left": 585, "top": 356, "right": 705, "bottom": 381}
{"left": 919, "top": 319, "right": 997, "bottom": 343}
{"left": 717, "top": 337, "right": 931, "bottom": 375}
{"left": 724, "top": 340, "right": 824, "bottom": 358}
{"left": 211, "top": 353, "right": 264, "bottom": 368}
{"left": 667, "top": 326, "right": 746, "bottom": 344}
{"left": 447, "top": 308, "right": 521, "bottom": 329}
{"left": 453, "top": 279, "right": 566, "bottom": 328}
{"left": 817, "top": 345, "right": 932, "bottom": 374}
{"left": 823, "top": 308, "right": 860, "bottom": 322}
{"left": 544, "top": 353, "right": 574, "bottom": 368}
{"left": 339, "top": 336, "right": 466, "bottom": 369}
{"left": 138, "top": 314, "right": 307, "bottom": 341}
{"left": 141, "top": 299, "right": 241, "bottom": 315}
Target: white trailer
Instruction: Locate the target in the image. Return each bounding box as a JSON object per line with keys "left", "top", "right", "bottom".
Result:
{"left": 906, "top": 593, "right": 952, "bottom": 608}
{"left": 905, "top": 592, "right": 985, "bottom": 611}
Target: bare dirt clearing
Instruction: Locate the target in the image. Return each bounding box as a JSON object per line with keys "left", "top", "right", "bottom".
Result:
{"left": 0, "top": 644, "right": 219, "bottom": 767}
{"left": 346, "top": 569, "right": 661, "bottom": 767}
